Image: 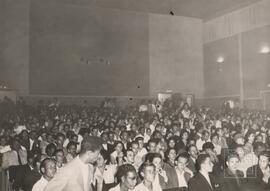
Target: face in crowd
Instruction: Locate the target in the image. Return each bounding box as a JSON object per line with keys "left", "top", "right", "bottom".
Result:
{"left": 201, "top": 157, "right": 214, "bottom": 173}
{"left": 226, "top": 156, "right": 239, "bottom": 173}
{"left": 122, "top": 171, "right": 137, "bottom": 190}
{"left": 176, "top": 156, "right": 188, "bottom": 172}
{"left": 259, "top": 155, "right": 269, "bottom": 170}
{"left": 189, "top": 145, "right": 198, "bottom": 159}
{"left": 141, "top": 165, "right": 156, "bottom": 183}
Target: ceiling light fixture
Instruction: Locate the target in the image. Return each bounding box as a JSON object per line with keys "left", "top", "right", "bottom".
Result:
{"left": 260, "top": 46, "right": 270, "bottom": 54}
{"left": 217, "top": 56, "right": 224, "bottom": 63}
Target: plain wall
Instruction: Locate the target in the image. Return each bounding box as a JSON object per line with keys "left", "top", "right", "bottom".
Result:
{"left": 0, "top": 0, "right": 3, "bottom": 77}
{"left": 29, "top": 1, "right": 149, "bottom": 96}
{"left": 0, "top": 0, "right": 29, "bottom": 94}
{"left": 149, "top": 14, "right": 203, "bottom": 97}
{"left": 0, "top": 0, "right": 204, "bottom": 98}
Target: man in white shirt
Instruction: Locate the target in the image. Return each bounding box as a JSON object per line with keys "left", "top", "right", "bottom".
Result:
{"left": 134, "top": 162, "right": 162, "bottom": 191}
{"left": 175, "top": 153, "right": 193, "bottom": 188}
{"left": 196, "top": 130, "right": 210, "bottom": 151}
{"left": 44, "top": 136, "right": 104, "bottom": 191}
{"left": 32, "top": 158, "right": 57, "bottom": 191}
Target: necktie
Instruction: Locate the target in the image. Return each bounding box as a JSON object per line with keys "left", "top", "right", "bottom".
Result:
{"left": 16, "top": 150, "right": 22, "bottom": 165}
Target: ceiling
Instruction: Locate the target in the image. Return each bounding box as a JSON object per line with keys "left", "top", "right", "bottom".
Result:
{"left": 62, "top": 0, "right": 262, "bottom": 21}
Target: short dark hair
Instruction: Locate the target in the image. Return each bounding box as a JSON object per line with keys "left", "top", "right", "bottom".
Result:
{"left": 130, "top": 141, "right": 138, "bottom": 147}
{"left": 210, "top": 133, "right": 218, "bottom": 141}
{"left": 176, "top": 152, "right": 189, "bottom": 162}
{"left": 135, "top": 137, "right": 144, "bottom": 143}
{"left": 40, "top": 158, "right": 56, "bottom": 175}
{"left": 145, "top": 152, "right": 162, "bottom": 163}
{"left": 45, "top": 143, "right": 57, "bottom": 156}
{"left": 113, "top": 141, "right": 124, "bottom": 150}
{"left": 138, "top": 162, "right": 155, "bottom": 179}
{"left": 56, "top": 132, "right": 65, "bottom": 140}
{"left": 258, "top": 151, "right": 270, "bottom": 160}
{"left": 147, "top": 138, "right": 159, "bottom": 146}
{"left": 53, "top": 149, "right": 64, "bottom": 156}
{"left": 116, "top": 164, "right": 137, "bottom": 183}
{"left": 80, "top": 136, "right": 103, "bottom": 153}
{"left": 196, "top": 154, "right": 210, "bottom": 170}
{"left": 67, "top": 141, "right": 78, "bottom": 150}
{"left": 202, "top": 142, "right": 214, "bottom": 151}
{"left": 253, "top": 142, "right": 266, "bottom": 153}
{"left": 180, "top": 129, "right": 189, "bottom": 139}
{"left": 202, "top": 130, "right": 209, "bottom": 136}
{"left": 226, "top": 152, "right": 239, "bottom": 162}
{"left": 188, "top": 144, "right": 197, "bottom": 152}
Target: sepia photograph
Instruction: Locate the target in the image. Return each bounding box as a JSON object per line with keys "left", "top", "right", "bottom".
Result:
{"left": 1, "top": 0, "right": 270, "bottom": 191}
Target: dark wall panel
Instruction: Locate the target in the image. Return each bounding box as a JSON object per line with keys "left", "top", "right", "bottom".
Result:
{"left": 0, "top": 0, "right": 3, "bottom": 80}
{"left": 204, "top": 35, "right": 240, "bottom": 97}
{"left": 0, "top": 0, "right": 29, "bottom": 94}
{"left": 29, "top": 1, "right": 149, "bottom": 96}
{"left": 242, "top": 25, "right": 270, "bottom": 98}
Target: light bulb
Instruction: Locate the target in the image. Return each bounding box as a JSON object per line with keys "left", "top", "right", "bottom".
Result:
{"left": 261, "top": 46, "right": 270, "bottom": 54}
{"left": 217, "top": 57, "right": 224, "bottom": 63}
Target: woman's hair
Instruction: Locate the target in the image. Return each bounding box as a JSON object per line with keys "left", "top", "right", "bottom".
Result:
{"left": 164, "top": 148, "right": 176, "bottom": 162}
{"left": 245, "top": 131, "right": 255, "bottom": 143}
{"left": 180, "top": 129, "right": 189, "bottom": 139}
{"left": 114, "top": 141, "right": 124, "bottom": 150}
{"left": 67, "top": 141, "right": 77, "bottom": 151}
{"left": 99, "top": 149, "right": 109, "bottom": 164}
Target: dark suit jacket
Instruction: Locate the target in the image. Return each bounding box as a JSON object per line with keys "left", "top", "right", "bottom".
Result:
{"left": 9, "top": 164, "right": 30, "bottom": 191}
{"left": 187, "top": 158, "right": 196, "bottom": 174}
{"left": 220, "top": 168, "right": 244, "bottom": 191}
{"left": 101, "top": 144, "right": 114, "bottom": 160}
{"left": 164, "top": 162, "right": 192, "bottom": 190}
{"left": 22, "top": 168, "right": 41, "bottom": 191}
{"left": 188, "top": 172, "right": 220, "bottom": 191}
{"left": 247, "top": 165, "right": 270, "bottom": 190}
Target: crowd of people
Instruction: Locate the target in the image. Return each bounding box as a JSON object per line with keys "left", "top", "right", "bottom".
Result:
{"left": 1, "top": 96, "right": 270, "bottom": 191}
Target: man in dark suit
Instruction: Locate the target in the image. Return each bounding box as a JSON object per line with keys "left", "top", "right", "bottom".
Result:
{"left": 22, "top": 154, "right": 41, "bottom": 191}
{"left": 101, "top": 132, "right": 114, "bottom": 156}
{"left": 246, "top": 151, "right": 270, "bottom": 190}
{"left": 188, "top": 154, "right": 221, "bottom": 191}
{"left": 219, "top": 152, "right": 244, "bottom": 191}
{"left": 187, "top": 145, "right": 198, "bottom": 174}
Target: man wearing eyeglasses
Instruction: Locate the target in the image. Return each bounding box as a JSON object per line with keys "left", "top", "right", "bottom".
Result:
{"left": 109, "top": 164, "right": 137, "bottom": 191}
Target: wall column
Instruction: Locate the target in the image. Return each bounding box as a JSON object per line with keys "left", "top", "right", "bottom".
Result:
{"left": 238, "top": 33, "right": 244, "bottom": 108}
